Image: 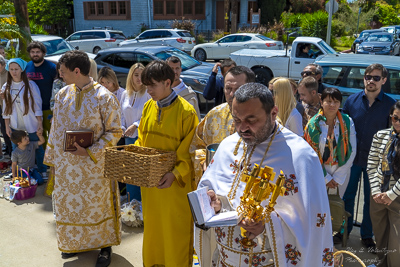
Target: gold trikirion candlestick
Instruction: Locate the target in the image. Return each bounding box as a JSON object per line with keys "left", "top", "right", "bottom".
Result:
{"left": 240, "top": 164, "right": 260, "bottom": 202}
{"left": 238, "top": 165, "right": 278, "bottom": 247}
{"left": 264, "top": 170, "right": 286, "bottom": 220}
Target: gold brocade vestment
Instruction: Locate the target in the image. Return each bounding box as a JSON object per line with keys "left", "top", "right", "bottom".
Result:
{"left": 44, "top": 82, "right": 122, "bottom": 253}
{"left": 189, "top": 102, "right": 235, "bottom": 185}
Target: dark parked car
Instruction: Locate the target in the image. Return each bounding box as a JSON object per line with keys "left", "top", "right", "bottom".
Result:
{"left": 356, "top": 32, "right": 400, "bottom": 55}
{"left": 351, "top": 29, "right": 384, "bottom": 52}
{"left": 94, "top": 46, "right": 216, "bottom": 115}
{"left": 315, "top": 54, "right": 400, "bottom": 104}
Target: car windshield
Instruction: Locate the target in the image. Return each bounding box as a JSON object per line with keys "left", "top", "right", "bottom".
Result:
{"left": 366, "top": 34, "right": 392, "bottom": 42}
{"left": 155, "top": 49, "right": 200, "bottom": 71}
{"left": 359, "top": 32, "right": 370, "bottom": 39}
{"left": 317, "top": 40, "right": 337, "bottom": 54}
{"left": 255, "top": 35, "right": 273, "bottom": 41}
{"left": 41, "top": 39, "right": 75, "bottom": 56}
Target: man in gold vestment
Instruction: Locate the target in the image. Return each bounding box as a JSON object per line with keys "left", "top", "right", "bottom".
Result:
{"left": 44, "top": 51, "right": 122, "bottom": 267}
{"left": 190, "top": 66, "right": 256, "bottom": 185}
{"left": 136, "top": 60, "right": 199, "bottom": 266}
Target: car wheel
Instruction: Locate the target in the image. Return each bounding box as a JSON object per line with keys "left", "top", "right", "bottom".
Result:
{"left": 93, "top": 46, "right": 101, "bottom": 54}
{"left": 194, "top": 48, "right": 207, "bottom": 61}
{"left": 253, "top": 67, "right": 272, "bottom": 86}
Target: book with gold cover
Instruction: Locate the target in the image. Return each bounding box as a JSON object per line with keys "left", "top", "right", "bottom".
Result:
{"left": 64, "top": 130, "right": 94, "bottom": 151}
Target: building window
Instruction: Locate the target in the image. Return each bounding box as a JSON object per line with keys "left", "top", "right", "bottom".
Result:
{"left": 154, "top": 1, "right": 163, "bottom": 15}
{"left": 166, "top": 1, "right": 175, "bottom": 15}
{"left": 183, "top": 1, "right": 192, "bottom": 15}
{"left": 119, "top": 1, "right": 126, "bottom": 14}
{"left": 89, "top": 2, "right": 96, "bottom": 15}
{"left": 195, "top": 1, "right": 204, "bottom": 15}
{"left": 110, "top": 2, "right": 117, "bottom": 15}
{"left": 97, "top": 2, "right": 104, "bottom": 15}
{"left": 154, "top": 0, "right": 205, "bottom": 20}
{"left": 83, "top": 1, "right": 131, "bottom": 20}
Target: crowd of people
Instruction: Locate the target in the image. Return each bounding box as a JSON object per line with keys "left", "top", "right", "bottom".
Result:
{"left": 0, "top": 41, "right": 399, "bottom": 267}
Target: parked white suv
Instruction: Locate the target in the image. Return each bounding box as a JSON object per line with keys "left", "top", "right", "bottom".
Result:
{"left": 66, "top": 29, "right": 126, "bottom": 54}
{"left": 118, "top": 29, "right": 195, "bottom": 53}
{"left": 6, "top": 35, "right": 95, "bottom": 63}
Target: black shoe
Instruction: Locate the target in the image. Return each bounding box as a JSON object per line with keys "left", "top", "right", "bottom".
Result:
{"left": 361, "top": 238, "right": 376, "bottom": 253}
{"left": 333, "top": 233, "right": 343, "bottom": 244}
{"left": 61, "top": 252, "right": 78, "bottom": 259}
{"left": 95, "top": 247, "right": 112, "bottom": 267}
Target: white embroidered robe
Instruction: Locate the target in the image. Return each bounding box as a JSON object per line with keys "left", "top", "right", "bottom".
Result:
{"left": 196, "top": 123, "right": 333, "bottom": 267}
{"left": 44, "top": 82, "right": 122, "bottom": 253}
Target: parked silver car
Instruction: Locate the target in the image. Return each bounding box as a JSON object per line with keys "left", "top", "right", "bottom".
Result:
{"left": 118, "top": 29, "right": 195, "bottom": 53}
{"left": 66, "top": 29, "right": 126, "bottom": 54}
{"left": 6, "top": 35, "right": 96, "bottom": 63}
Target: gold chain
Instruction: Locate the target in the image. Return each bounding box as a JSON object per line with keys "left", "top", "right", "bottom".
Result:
{"left": 233, "top": 137, "right": 242, "bottom": 156}
{"left": 268, "top": 213, "right": 279, "bottom": 267}
{"left": 228, "top": 125, "right": 279, "bottom": 203}
{"left": 227, "top": 143, "right": 248, "bottom": 200}
{"left": 230, "top": 145, "right": 256, "bottom": 201}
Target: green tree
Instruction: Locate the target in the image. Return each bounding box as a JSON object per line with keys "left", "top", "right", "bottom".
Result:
{"left": 258, "top": 0, "right": 286, "bottom": 26}
{"left": 374, "top": 0, "right": 400, "bottom": 25}
{"left": 27, "top": 0, "right": 72, "bottom": 27}
{"left": 289, "top": 0, "right": 325, "bottom": 13}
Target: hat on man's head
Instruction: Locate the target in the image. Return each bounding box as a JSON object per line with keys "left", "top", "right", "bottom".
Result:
{"left": 6, "top": 58, "right": 27, "bottom": 72}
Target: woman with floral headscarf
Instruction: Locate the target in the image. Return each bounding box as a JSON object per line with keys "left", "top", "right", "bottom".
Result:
{"left": 304, "top": 87, "right": 356, "bottom": 197}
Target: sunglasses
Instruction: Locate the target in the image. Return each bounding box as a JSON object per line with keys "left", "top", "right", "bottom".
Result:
{"left": 364, "top": 75, "right": 382, "bottom": 82}
{"left": 391, "top": 115, "right": 400, "bottom": 123}
{"left": 301, "top": 71, "right": 316, "bottom": 77}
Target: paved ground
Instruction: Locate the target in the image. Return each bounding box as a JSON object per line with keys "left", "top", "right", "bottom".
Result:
{"left": 0, "top": 179, "right": 379, "bottom": 267}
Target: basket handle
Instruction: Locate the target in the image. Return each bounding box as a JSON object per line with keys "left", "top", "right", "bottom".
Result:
{"left": 18, "top": 168, "right": 31, "bottom": 186}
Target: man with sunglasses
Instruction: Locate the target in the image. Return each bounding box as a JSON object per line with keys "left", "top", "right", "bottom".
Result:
{"left": 338, "top": 63, "right": 396, "bottom": 251}
{"left": 301, "top": 63, "right": 326, "bottom": 94}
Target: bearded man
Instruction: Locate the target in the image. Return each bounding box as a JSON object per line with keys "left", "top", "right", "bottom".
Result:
{"left": 195, "top": 83, "right": 333, "bottom": 266}
{"left": 25, "top": 41, "right": 57, "bottom": 179}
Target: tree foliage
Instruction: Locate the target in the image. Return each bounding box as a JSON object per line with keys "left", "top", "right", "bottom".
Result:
{"left": 374, "top": 0, "right": 400, "bottom": 25}
{"left": 27, "top": 0, "right": 72, "bottom": 26}
{"left": 0, "top": 1, "right": 23, "bottom": 41}
{"left": 258, "top": 0, "right": 286, "bottom": 26}
{"left": 289, "top": 0, "right": 325, "bottom": 13}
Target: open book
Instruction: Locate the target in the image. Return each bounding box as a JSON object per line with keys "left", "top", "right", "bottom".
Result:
{"left": 187, "top": 186, "right": 242, "bottom": 229}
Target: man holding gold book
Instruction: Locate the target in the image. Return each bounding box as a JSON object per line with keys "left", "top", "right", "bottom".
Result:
{"left": 195, "top": 83, "right": 333, "bottom": 266}
{"left": 44, "top": 50, "right": 122, "bottom": 267}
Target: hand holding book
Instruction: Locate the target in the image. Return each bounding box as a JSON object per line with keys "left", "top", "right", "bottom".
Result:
{"left": 187, "top": 186, "right": 242, "bottom": 229}
{"left": 70, "top": 142, "right": 90, "bottom": 157}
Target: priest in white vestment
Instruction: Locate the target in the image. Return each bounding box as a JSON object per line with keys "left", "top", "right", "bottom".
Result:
{"left": 195, "top": 83, "right": 333, "bottom": 267}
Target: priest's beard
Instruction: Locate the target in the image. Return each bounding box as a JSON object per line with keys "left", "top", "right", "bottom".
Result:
{"left": 240, "top": 116, "right": 274, "bottom": 146}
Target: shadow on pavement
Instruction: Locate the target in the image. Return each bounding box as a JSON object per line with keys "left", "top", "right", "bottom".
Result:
{"left": 63, "top": 252, "right": 135, "bottom": 267}
{"left": 11, "top": 183, "right": 53, "bottom": 212}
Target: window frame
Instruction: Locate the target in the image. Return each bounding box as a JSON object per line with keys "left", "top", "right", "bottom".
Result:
{"left": 83, "top": 1, "right": 131, "bottom": 20}
{"left": 153, "top": 0, "right": 205, "bottom": 20}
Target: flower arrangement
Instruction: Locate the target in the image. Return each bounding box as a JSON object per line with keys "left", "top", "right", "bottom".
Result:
{"left": 121, "top": 199, "right": 143, "bottom": 227}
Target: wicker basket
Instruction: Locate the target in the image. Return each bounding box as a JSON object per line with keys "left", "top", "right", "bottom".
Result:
{"left": 104, "top": 145, "right": 176, "bottom": 187}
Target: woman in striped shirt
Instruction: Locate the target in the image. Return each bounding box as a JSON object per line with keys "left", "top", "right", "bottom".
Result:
{"left": 367, "top": 100, "right": 400, "bottom": 266}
